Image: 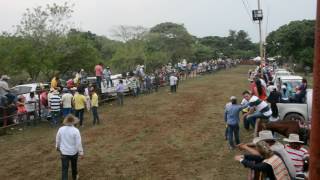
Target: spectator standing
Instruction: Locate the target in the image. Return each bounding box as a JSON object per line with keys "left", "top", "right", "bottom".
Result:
{"left": 224, "top": 96, "right": 247, "bottom": 149}
{"left": 25, "top": 92, "right": 37, "bottom": 125}
{"left": 103, "top": 67, "right": 113, "bottom": 88}
{"left": 61, "top": 88, "right": 73, "bottom": 117}
{"left": 267, "top": 87, "right": 281, "bottom": 121}
{"left": 16, "top": 95, "right": 27, "bottom": 124}
{"left": 56, "top": 115, "right": 84, "bottom": 180}
{"left": 128, "top": 76, "right": 138, "bottom": 97}
{"left": 73, "top": 90, "right": 86, "bottom": 127}
{"left": 169, "top": 73, "right": 178, "bottom": 93}
{"left": 116, "top": 80, "right": 124, "bottom": 106}
{"left": 283, "top": 134, "right": 309, "bottom": 178}
{"left": 40, "top": 89, "right": 49, "bottom": 119}
{"left": 90, "top": 87, "right": 100, "bottom": 125}
{"left": 153, "top": 74, "right": 160, "bottom": 92}
{"left": 0, "top": 75, "right": 11, "bottom": 106}
{"left": 49, "top": 90, "right": 61, "bottom": 126}
{"left": 94, "top": 63, "right": 103, "bottom": 89}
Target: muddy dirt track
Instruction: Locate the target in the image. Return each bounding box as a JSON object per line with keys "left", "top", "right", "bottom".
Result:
{"left": 0, "top": 66, "right": 255, "bottom": 180}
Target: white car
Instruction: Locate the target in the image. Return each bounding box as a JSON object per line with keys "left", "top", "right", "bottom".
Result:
{"left": 272, "top": 70, "right": 291, "bottom": 83}
{"left": 87, "top": 74, "right": 130, "bottom": 96}
{"left": 12, "top": 83, "right": 49, "bottom": 98}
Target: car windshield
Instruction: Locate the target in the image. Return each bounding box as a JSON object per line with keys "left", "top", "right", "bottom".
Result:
{"left": 282, "top": 80, "right": 302, "bottom": 92}
{"left": 12, "top": 86, "right": 32, "bottom": 95}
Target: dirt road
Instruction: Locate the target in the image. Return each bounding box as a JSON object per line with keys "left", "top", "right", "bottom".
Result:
{"left": 0, "top": 66, "right": 254, "bottom": 180}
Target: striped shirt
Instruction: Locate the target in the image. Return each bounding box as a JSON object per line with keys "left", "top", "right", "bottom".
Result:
{"left": 249, "top": 96, "right": 272, "bottom": 116}
{"left": 49, "top": 94, "right": 61, "bottom": 111}
{"left": 285, "top": 145, "right": 309, "bottom": 173}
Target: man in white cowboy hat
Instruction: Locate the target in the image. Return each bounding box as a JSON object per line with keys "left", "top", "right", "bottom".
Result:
{"left": 0, "top": 75, "right": 11, "bottom": 106}
{"left": 0, "top": 75, "right": 10, "bottom": 96}
{"left": 283, "top": 134, "right": 309, "bottom": 176}
{"left": 56, "top": 115, "right": 84, "bottom": 180}
{"left": 238, "top": 130, "right": 297, "bottom": 179}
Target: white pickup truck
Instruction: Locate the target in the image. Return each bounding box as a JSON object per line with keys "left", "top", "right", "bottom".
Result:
{"left": 277, "top": 89, "right": 312, "bottom": 124}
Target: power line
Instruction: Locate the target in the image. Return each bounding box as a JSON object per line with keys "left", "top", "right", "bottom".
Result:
{"left": 240, "top": 0, "right": 254, "bottom": 24}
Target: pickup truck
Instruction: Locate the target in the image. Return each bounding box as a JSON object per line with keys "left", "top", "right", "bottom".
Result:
{"left": 277, "top": 89, "right": 312, "bottom": 125}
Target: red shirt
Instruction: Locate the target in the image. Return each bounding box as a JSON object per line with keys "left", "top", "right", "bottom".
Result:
{"left": 95, "top": 65, "right": 103, "bottom": 77}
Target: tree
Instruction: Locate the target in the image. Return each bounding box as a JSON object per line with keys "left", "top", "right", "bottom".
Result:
{"left": 14, "top": 2, "right": 74, "bottom": 80}
{"left": 111, "top": 25, "right": 148, "bottom": 42}
{"left": 149, "top": 22, "right": 194, "bottom": 63}
{"left": 266, "top": 20, "right": 315, "bottom": 67}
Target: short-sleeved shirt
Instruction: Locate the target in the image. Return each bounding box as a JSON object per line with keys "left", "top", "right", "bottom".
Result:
{"left": 91, "top": 93, "right": 98, "bottom": 107}
{"left": 73, "top": 93, "right": 86, "bottom": 110}
{"left": 169, "top": 76, "right": 178, "bottom": 86}
{"left": 285, "top": 145, "right": 309, "bottom": 173}
{"left": 95, "top": 65, "right": 103, "bottom": 77}
{"left": 249, "top": 96, "right": 272, "bottom": 116}
{"left": 49, "top": 94, "right": 61, "bottom": 112}
{"left": 0, "top": 80, "right": 9, "bottom": 96}
{"left": 61, "top": 93, "right": 73, "bottom": 108}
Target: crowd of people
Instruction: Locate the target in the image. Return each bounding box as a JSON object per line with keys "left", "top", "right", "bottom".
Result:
{"left": 224, "top": 63, "right": 309, "bottom": 179}
{"left": 0, "top": 58, "right": 238, "bottom": 128}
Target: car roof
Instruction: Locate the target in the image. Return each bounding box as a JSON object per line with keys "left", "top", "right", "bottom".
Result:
{"left": 279, "top": 75, "right": 303, "bottom": 80}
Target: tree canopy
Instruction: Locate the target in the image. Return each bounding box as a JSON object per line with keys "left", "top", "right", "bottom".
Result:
{"left": 266, "top": 20, "right": 315, "bottom": 67}
{"left": 0, "top": 3, "right": 260, "bottom": 82}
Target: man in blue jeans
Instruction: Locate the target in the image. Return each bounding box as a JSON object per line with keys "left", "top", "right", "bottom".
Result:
{"left": 242, "top": 91, "right": 272, "bottom": 128}
{"left": 224, "top": 96, "right": 247, "bottom": 149}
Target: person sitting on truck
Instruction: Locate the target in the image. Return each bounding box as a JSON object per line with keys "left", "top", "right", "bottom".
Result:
{"left": 290, "top": 78, "right": 307, "bottom": 103}
{"left": 280, "top": 84, "right": 290, "bottom": 103}
{"left": 242, "top": 90, "right": 272, "bottom": 128}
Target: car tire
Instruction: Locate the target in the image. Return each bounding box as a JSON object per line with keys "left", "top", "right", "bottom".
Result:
{"left": 284, "top": 113, "right": 306, "bottom": 124}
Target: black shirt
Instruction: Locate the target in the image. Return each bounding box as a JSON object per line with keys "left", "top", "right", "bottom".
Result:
{"left": 241, "top": 154, "right": 276, "bottom": 180}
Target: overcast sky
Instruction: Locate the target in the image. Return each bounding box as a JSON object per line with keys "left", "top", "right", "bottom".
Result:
{"left": 0, "top": 0, "right": 316, "bottom": 42}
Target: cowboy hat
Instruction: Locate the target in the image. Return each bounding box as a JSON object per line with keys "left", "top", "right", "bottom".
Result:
{"left": 283, "top": 134, "right": 304, "bottom": 144}
{"left": 230, "top": 96, "right": 237, "bottom": 100}
{"left": 1, "top": 75, "right": 10, "bottom": 80}
{"left": 63, "top": 115, "right": 80, "bottom": 126}
{"left": 253, "top": 130, "right": 276, "bottom": 144}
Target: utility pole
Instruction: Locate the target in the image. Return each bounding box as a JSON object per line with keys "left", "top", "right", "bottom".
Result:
{"left": 258, "top": 0, "right": 264, "bottom": 65}
{"left": 252, "top": 0, "right": 264, "bottom": 65}
{"left": 310, "top": 0, "right": 320, "bottom": 179}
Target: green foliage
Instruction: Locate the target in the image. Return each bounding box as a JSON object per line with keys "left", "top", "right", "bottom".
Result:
{"left": 0, "top": 3, "right": 260, "bottom": 82}
{"left": 266, "top": 20, "right": 315, "bottom": 66}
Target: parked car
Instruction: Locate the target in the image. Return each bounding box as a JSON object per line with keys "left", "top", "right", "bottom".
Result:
{"left": 277, "top": 89, "right": 312, "bottom": 125}
{"left": 11, "top": 83, "right": 49, "bottom": 98}
{"left": 272, "top": 70, "right": 291, "bottom": 83}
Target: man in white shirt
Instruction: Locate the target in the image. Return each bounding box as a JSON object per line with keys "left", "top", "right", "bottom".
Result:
{"left": 0, "top": 75, "right": 10, "bottom": 106}
{"left": 169, "top": 74, "right": 178, "bottom": 93}
{"left": 25, "top": 92, "right": 37, "bottom": 125}
{"left": 56, "top": 115, "right": 84, "bottom": 180}
{"left": 61, "top": 88, "right": 73, "bottom": 117}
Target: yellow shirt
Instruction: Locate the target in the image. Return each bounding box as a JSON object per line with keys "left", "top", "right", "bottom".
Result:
{"left": 91, "top": 93, "right": 99, "bottom": 107}
{"left": 51, "top": 77, "right": 58, "bottom": 89}
{"left": 73, "top": 93, "right": 86, "bottom": 110}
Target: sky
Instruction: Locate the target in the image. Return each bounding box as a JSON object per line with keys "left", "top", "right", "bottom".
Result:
{"left": 0, "top": 0, "right": 316, "bottom": 42}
